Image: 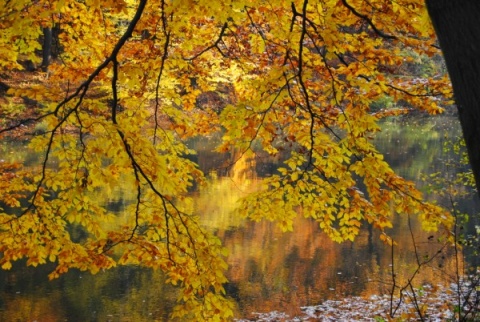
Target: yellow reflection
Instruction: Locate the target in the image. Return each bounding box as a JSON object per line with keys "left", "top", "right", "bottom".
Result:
{"left": 197, "top": 151, "right": 261, "bottom": 229}
{"left": 193, "top": 151, "right": 464, "bottom": 319}
{"left": 0, "top": 133, "right": 469, "bottom": 320}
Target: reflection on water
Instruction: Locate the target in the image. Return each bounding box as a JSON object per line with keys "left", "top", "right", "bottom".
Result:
{"left": 0, "top": 115, "right": 476, "bottom": 320}
{"left": 0, "top": 263, "right": 177, "bottom": 321}
{"left": 199, "top": 180, "right": 459, "bottom": 319}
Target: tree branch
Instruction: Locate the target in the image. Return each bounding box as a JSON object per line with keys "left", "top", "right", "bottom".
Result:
{"left": 341, "top": 0, "right": 396, "bottom": 40}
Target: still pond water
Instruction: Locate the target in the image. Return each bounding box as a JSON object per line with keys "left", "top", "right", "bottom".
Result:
{"left": 0, "top": 115, "right": 477, "bottom": 321}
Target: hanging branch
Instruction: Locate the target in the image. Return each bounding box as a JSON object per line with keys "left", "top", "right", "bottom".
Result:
{"left": 340, "top": 0, "right": 396, "bottom": 40}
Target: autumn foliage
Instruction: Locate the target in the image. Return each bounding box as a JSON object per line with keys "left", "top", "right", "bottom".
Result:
{"left": 0, "top": 0, "right": 454, "bottom": 319}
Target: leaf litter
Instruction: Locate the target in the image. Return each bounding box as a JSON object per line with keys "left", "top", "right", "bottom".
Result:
{"left": 236, "top": 281, "right": 480, "bottom": 321}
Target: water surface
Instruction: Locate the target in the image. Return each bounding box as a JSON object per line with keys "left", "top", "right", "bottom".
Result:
{"left": 0, "top": 115, "right": 475, "bottom": 321}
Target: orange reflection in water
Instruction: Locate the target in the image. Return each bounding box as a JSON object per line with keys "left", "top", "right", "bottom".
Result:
{"left": 0, "top": 140, "right": 467, "bottom": 321}
{"left": 197, "top": 152, "right": 463, "bottom": 319}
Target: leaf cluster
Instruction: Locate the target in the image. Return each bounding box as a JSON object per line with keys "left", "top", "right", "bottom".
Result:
{"left": 0, "top": 0, "right": 456, "bottom": 319}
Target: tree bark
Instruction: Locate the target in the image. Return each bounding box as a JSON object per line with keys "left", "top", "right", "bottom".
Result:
{"left": 426, "top": 0, "right": 480, "bottom": 195}
{"left": 41, "top": 27, "right": 52, "bottom": 72}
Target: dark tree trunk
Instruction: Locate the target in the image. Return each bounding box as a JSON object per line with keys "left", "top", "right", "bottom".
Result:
{"left": 426, "top": 0, "right": 480, "bottom": 195}
{"left": 41, "top": 27, "right": 52, "bottom": 72}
